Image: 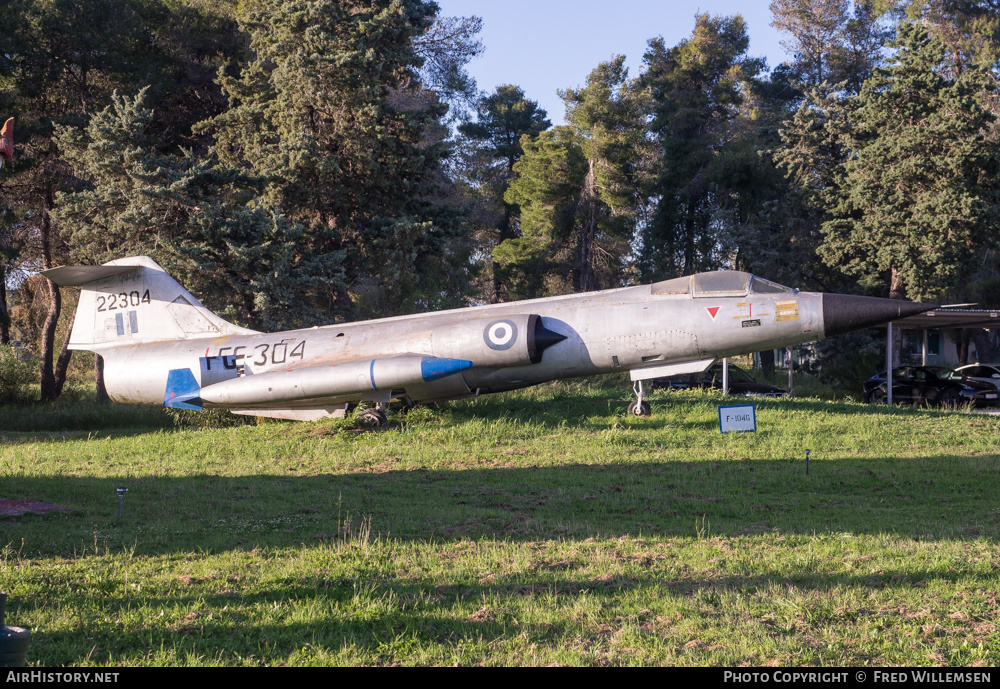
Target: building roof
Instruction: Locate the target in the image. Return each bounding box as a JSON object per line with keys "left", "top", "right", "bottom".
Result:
{"left": 895, "top": 308, "right": 1000, "bottom": 330}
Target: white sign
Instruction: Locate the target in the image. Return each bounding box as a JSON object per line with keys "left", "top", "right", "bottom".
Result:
{"left": 718, "top": 404, "right": 756, "bottom": 433}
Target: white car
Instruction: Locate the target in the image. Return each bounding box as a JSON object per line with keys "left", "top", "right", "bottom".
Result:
{"left": 954, "top": 363, "right": 1000, "bottom": 390}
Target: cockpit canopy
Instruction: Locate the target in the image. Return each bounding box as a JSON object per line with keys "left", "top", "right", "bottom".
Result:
{"left": 650, "top": 271, "right": 793, "bottom": 298}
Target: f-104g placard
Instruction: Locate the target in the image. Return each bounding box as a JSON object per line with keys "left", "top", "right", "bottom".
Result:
{"left": 718, "top": 404, "right": 756, "bottom": 433}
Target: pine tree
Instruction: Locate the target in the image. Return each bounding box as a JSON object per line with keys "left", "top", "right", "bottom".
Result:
{"left": 53, "top": 90, "right": 344, "bottom": 331}
{"left": 0, "top": 0, "right": 183, "bottom": 401}
{"left": 0, "top": 0, "right": 247, "bottom": 399}
{"left": 203, "top": 0, "right": 470, "bottom": 319}
{"left": 501, "top": 126, "right": 587, "bottom": 298}
{"left": 640, "top": 14, "right": 765, "bottom": 281}
{"left": 502, "top": 58, "right": 648, "bottom": 297}
{"left": 457, "top": 85, "right": 550, "bottom": 302}
{"left": 820, "top": 22, "right": 1000, "bottom": 302}
{"left": 561, "top": 56, "right": 652, "bottom": 291}
{"left": 907, "top": 0, "right": 1000, "bottom": 78}
{"left": 769, "top": 0, "right": 891, "bottom": 92}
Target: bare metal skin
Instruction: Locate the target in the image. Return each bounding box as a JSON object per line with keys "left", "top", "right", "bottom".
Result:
{"left": 43, "top": 257, "right": 932, "bottom": 420}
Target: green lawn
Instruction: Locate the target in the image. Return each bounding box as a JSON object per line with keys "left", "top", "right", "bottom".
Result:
{"left": 2, "top": 379, "right": 998, "bottom": 666}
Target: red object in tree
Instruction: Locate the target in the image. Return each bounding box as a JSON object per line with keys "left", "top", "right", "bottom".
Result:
{"left": 0, "top": 117, "right": 13, "bottom": 163}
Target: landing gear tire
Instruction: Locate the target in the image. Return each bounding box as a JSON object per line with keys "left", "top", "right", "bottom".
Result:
{"left": 627, "top": 400, "right": 652, "bottom": 417}
{"left": 628, "top": 380, "right": 652, "bottom": 417}
{"left": 355, "top": 408, "right": 388, "bottom": 428}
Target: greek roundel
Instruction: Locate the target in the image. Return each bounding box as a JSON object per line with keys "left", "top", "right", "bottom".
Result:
{"left": 484, "top": 319, "right": 518, "bottom": 351}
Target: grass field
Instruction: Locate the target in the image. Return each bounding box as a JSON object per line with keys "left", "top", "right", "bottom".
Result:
{"left": 2, "top": 378, "right": 999, "bottom": 666}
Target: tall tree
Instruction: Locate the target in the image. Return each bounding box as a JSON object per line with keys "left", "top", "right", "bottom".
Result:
{"left": 0, "top": 0, "right": 181, "bottom": 401}
{"left": 413, "top": 14, "right": 485, "bottom": 122}
{"left": 0, "top": 0, "right": 246, "bottom": 399}
{"left": 498, "top": 127, "right": 585, "bottom": 299}
{"left": 458, "top": 85, "right": 550, "bottom": 302}
{"left": 770, "top": 0, "right": 891, "bottom": 92}
{"left": 560, "top": 57, "right": 652, "bottom": 292}
{"left": 906, "top": 0, "right": 1000, "bottom": 77}
{"left": 770, "top": 0, "right": 851, "bottom": 85}
{"left": 820, "top": 22, "right": 1000, "bottom": 302}
{"left": 53, "top": 90, "right": 343, "bottom": 331}
{"left": 771, "top": 83, "right": 857, "bottom": 289}
{"left": 640, "top": 14, "right": 765, "bottom": 281}
{"left": 503, "top": 58, "right": 648, "bottom": 296}
{"left": 203, "top": 0, "right": 471, "bottom": 320}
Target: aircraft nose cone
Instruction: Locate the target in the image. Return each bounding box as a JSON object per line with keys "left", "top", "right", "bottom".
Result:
{"left": 822, "top": 294, "right": 936, "bottom": 338}
{"left": 534, "top": 324, "right": 567, "bottom": 350}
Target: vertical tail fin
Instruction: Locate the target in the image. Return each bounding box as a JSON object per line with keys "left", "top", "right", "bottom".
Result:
{"left": 42, "top": 256, "right": 258, "bottom": 351}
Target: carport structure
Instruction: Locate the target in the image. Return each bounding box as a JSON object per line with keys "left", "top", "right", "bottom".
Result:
{"left": 885, "top": 308, "right": 1000, "bottom": 404}
{"left": 715, "top": 308, "right": 998, "bottom": 401}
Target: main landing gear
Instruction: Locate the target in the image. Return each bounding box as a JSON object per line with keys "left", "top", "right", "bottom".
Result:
{"left": 355, "top": 402, "right": 389, "bottom": 428}
{"left": 627, "top": 380, "right": 651, "bottom": 417}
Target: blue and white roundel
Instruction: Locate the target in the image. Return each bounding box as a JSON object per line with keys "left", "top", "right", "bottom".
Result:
{"left": 484, "top": 319, "right": 518, "bottom": 351}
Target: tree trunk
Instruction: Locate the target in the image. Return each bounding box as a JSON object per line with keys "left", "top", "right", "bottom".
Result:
{"left": 0, "top": 271, "right": 9, "bottom": 345}
{"left": 490, "top": 258, "right": 507, "bottom": 304}
{"left": 577, "top": 160, "right": 598, "bottom": 293}
{"left": 683, "top": 203, "right": 695, "bottom": 275}
{"left": 760, "top": 349, "right": 775, "bottom": 377}
{"left": 39, "top": 277, "right": 61, "bottom": 402}
{"left": 39, "top": 188, "right": 62, "bottom": 402}
{"left": 970, "top": 329, "right": 997, "bottom": 363}
{"left": 331, "top": 285, "right": 353, "bottom": 322}
{"left": 958, "top": 330, "right": 971, "bottom": 366}
{"left": 888, "top": 266, "right": 905, "bottom": 368}
{"left": 95, "top": 353, "right": 110, "bottom": 404}
{"left": 53, "top": 320, "right": 73, "bottom": 398}
{"left": 491, "top": 204, "right": 515, "bottom": 303}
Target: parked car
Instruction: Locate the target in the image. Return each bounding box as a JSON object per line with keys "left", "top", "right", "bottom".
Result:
{"left": 652, "top": 363, "right": 786, "bottom": 396}
{"left": 862, "top": 366, "right": 1000, "bottom": 407}
{"left": 953, "top": 363, "right": 1000, "bottom": 390}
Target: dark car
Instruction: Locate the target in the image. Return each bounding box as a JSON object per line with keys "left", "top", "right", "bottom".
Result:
{"left": 652, "top": 363, "right": 786, "bottom": 396}
{"left": 862, "top": 366, "right": 1000, "bottom": 407}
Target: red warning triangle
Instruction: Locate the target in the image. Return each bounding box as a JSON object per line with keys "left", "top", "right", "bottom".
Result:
{"left": 706, "top": 306, "right": 720, "bottom": 320}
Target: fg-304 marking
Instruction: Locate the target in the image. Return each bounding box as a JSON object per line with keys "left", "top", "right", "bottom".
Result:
{"left": 212, "top": 341, "right": 307, "bottom": 369}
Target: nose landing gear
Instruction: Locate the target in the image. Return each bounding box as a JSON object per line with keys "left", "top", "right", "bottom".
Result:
{"left": 627, "top": 380, "right": 651, "bottom": 417}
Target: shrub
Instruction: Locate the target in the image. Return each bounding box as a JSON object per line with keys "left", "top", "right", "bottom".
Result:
{"left": 0, "top": 345, "right": 37, "bottom": 404}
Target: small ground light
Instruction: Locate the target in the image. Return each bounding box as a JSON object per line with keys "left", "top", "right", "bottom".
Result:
{"left": 805, "top": 449, "right": 811, "bottom": 475}
{"left": 117, "top": 487, "right": 128, "bottom": 520}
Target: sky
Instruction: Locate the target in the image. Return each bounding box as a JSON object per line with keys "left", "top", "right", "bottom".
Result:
{"left": 434, "top": 0, "right": 790, "bottom": 124}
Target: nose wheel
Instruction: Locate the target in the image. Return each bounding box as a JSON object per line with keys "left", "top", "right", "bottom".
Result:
{"left": 628, "top": 380, "right": 652, "bottom": 417}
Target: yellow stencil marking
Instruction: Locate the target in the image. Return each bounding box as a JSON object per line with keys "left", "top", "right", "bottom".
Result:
{"left": 775, "top": 300, "right": 799, "bottom": 322}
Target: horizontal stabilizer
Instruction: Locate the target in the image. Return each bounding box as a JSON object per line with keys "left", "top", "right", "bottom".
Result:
{"left": 41, "top": 264, "right": 139, "bottom": 287}
{"left": 164, "top": 368, "right": 202, "bottom": 410}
